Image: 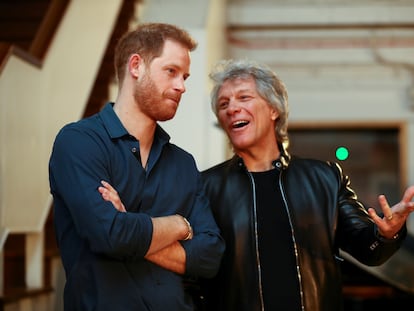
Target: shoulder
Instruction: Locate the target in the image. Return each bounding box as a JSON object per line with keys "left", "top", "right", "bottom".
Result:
{"left": 201, "top": 158, "right": 243, "bottom": 189}
{"left": 202, "top": 158, "right": 235, "bottom": 176}
{"left": 167, "top": 143, "right": 196, "bottom": 161}
{"left": 288, "top": 155, "right": 344, "bottom": 179}
{"left": 289, "top": 155, "right": 339, "bottom": 169}
{"left": 162, "top": 143, "right": 202, "bottom": 175}
{"left": 56, "top": 114, "right": 102, "bottom": 138}
{"left": 155, "top": 125, "right": 197, "bottom": 164}
{"left": 52, "top": 114, "right": 107, "bottom": 156}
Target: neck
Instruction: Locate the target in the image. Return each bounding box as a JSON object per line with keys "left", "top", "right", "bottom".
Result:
{"left": 113, "top": 99, "right": 156, "bottom": 169}
{"left": 114, "top": 98, "right": 156, "bottom": 140}
{"left": 236, "top": 144, "right": 280, "bottom": 172}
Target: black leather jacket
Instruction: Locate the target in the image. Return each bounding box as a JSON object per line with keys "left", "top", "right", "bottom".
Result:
{"left": 201, "top": 150, "right": 406, "bottom": 311}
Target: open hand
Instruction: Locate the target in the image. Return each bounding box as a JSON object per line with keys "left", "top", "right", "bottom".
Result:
{"left": 368, "top": 185, "right": 414, "bottom": 239}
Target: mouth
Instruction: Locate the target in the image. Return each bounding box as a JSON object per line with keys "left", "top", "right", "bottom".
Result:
{"left": 167, "top": 97, "right": 180, "bottom": 106}
{"left": 231, "top": 120, "right": 249, "bottom": 129}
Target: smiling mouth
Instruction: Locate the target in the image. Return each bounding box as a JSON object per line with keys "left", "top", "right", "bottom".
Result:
{"left": 232, "top": 120, "right": 249, "bottom": 129}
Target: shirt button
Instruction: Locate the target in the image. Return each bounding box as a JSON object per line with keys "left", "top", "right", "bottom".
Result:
{"left": 132, "top": 147, "right": 137, "bottom": 153}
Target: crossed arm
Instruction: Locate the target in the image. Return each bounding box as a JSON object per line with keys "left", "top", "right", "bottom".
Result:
{"left": 98, "top": 181, "right": 192, "bottom": 274}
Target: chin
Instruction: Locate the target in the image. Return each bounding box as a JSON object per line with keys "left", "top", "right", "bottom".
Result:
{"left": 158, "top": 112, "right": 176, "bottom": 122}
{"left": 231, "top": 142, "right": 249, "bottom": 151}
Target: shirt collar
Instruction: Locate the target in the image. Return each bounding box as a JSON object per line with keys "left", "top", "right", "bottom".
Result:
{"left": 99, "top": 102, "right": 171, "bottom": 145}
{"left": 99, "top": 102, "right": 128, "bottom": 139}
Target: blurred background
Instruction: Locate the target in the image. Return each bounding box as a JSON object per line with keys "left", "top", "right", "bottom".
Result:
{"left": 1, "top": 0, "right": 414, "bottom": 310}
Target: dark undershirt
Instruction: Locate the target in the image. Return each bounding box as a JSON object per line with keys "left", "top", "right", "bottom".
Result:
{"left": 252, "top": 168, "right": 301, "bottom": 310}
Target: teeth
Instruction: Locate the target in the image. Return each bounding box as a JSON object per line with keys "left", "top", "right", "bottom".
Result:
{"left": 232, "top": 120, "right": 248, "bottom": 128}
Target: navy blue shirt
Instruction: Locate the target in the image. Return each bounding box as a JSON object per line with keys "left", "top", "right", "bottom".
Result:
{"left": 49, "top": 103, "right": 224, "bottom": 311}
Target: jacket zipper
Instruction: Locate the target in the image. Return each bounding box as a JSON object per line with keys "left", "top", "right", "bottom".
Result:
{"left": 246, "top": 171, "right": 265, "bottom": 311}
{"left": 278, "top": 170, "right": 305, "bottom": 311}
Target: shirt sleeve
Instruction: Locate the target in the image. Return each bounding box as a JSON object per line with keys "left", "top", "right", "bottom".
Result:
{"left": 180, "top": 176, "right": 225, "bottom": 278}
{"left": 49, "top": 125, "right": 153, "bottom": 260}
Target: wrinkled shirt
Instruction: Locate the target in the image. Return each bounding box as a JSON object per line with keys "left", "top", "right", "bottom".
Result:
{"left": 49, "top": 103, "right": 224, "bottom": 311}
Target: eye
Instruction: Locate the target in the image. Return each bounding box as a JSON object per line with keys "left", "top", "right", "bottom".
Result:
{"left": 239, "top": 95, "right": 252, "bottom": 101}
{"left": 218, "top": 101, "right": 229, "bottom": 110}
{"left": 167, "top": 68, "right": 177, "bottom": 76}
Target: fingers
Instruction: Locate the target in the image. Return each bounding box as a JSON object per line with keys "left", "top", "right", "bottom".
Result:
{"left": 389, "top": 185, "right": 414, "bottom": 217}
{"left": 99, "top": 180, "right": 118, "bottom": 201}
{"left": 393, "top": 201, "right": 414, "bottom": 215}
{"left": 98, "top": 180, "right": 126, "bottom": 212}
{"left": 401, "top": 185, "right": 414, "bottom": 203}
{"left": 367, "top": 207, "right": 382, "bottom": 222}
{"left": 378, "top": 194, "right": 393, "bottom": 220}
{"left": 371, "top": 189, "right": 414, "bottom": 239}
{"left": 99, "top": 181, "right": 112, "bottom": 199}
{"left": 377, "top": 187, "right": 414, "bottom": 223}
{"left": 101, "top": 180, "right": 117, "bottom": 193}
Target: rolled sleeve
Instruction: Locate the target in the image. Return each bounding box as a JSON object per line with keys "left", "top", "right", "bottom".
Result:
{"left": 181, "top": 182, "right": 225, "bottom": 278}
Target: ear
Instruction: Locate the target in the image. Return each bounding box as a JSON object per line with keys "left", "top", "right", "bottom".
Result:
{"left": 270, "top": 108, "right": 279, "bottom": 121}
{"left": 128, "top": 53, "right": 142, "bottom": 79}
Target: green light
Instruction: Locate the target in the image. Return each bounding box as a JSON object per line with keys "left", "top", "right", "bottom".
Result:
{"left": 336, "top": 146, "right": 349, "bottom": 161}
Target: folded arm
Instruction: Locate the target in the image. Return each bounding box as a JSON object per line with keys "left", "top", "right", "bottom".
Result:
{"left": 99, "top": 180, "right": 192, "bottom": 274}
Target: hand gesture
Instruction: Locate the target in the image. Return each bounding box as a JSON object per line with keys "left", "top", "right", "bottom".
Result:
{"left": 368, "top": 185, "right": 414, "bottom": 239}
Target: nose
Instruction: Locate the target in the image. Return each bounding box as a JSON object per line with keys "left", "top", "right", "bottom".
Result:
{"left": 174, "top": 78, "right": 186, "bottom": 94}
{"left": 227, "top": 100, "right": 242, "bottom": 114}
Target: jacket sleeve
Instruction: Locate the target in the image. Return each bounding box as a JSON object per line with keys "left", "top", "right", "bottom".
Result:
{"left": 333, "top": 161, "right": 406, "bottom": 266}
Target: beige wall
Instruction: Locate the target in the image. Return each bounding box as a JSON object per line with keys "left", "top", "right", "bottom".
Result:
{"left": 0, "top": 0, "right": 123, "bottom": 296}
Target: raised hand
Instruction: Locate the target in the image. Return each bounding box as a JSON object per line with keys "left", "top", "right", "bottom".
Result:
{"left": 368, "top": 185, "right": 414, "bottom": 239}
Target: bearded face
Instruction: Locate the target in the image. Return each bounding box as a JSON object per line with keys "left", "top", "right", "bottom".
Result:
{"left": 133, "top": 71, "right": 179, "bottom": 122}
{"left": 131, "top": 39, "right": 190, "bottom": 122}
